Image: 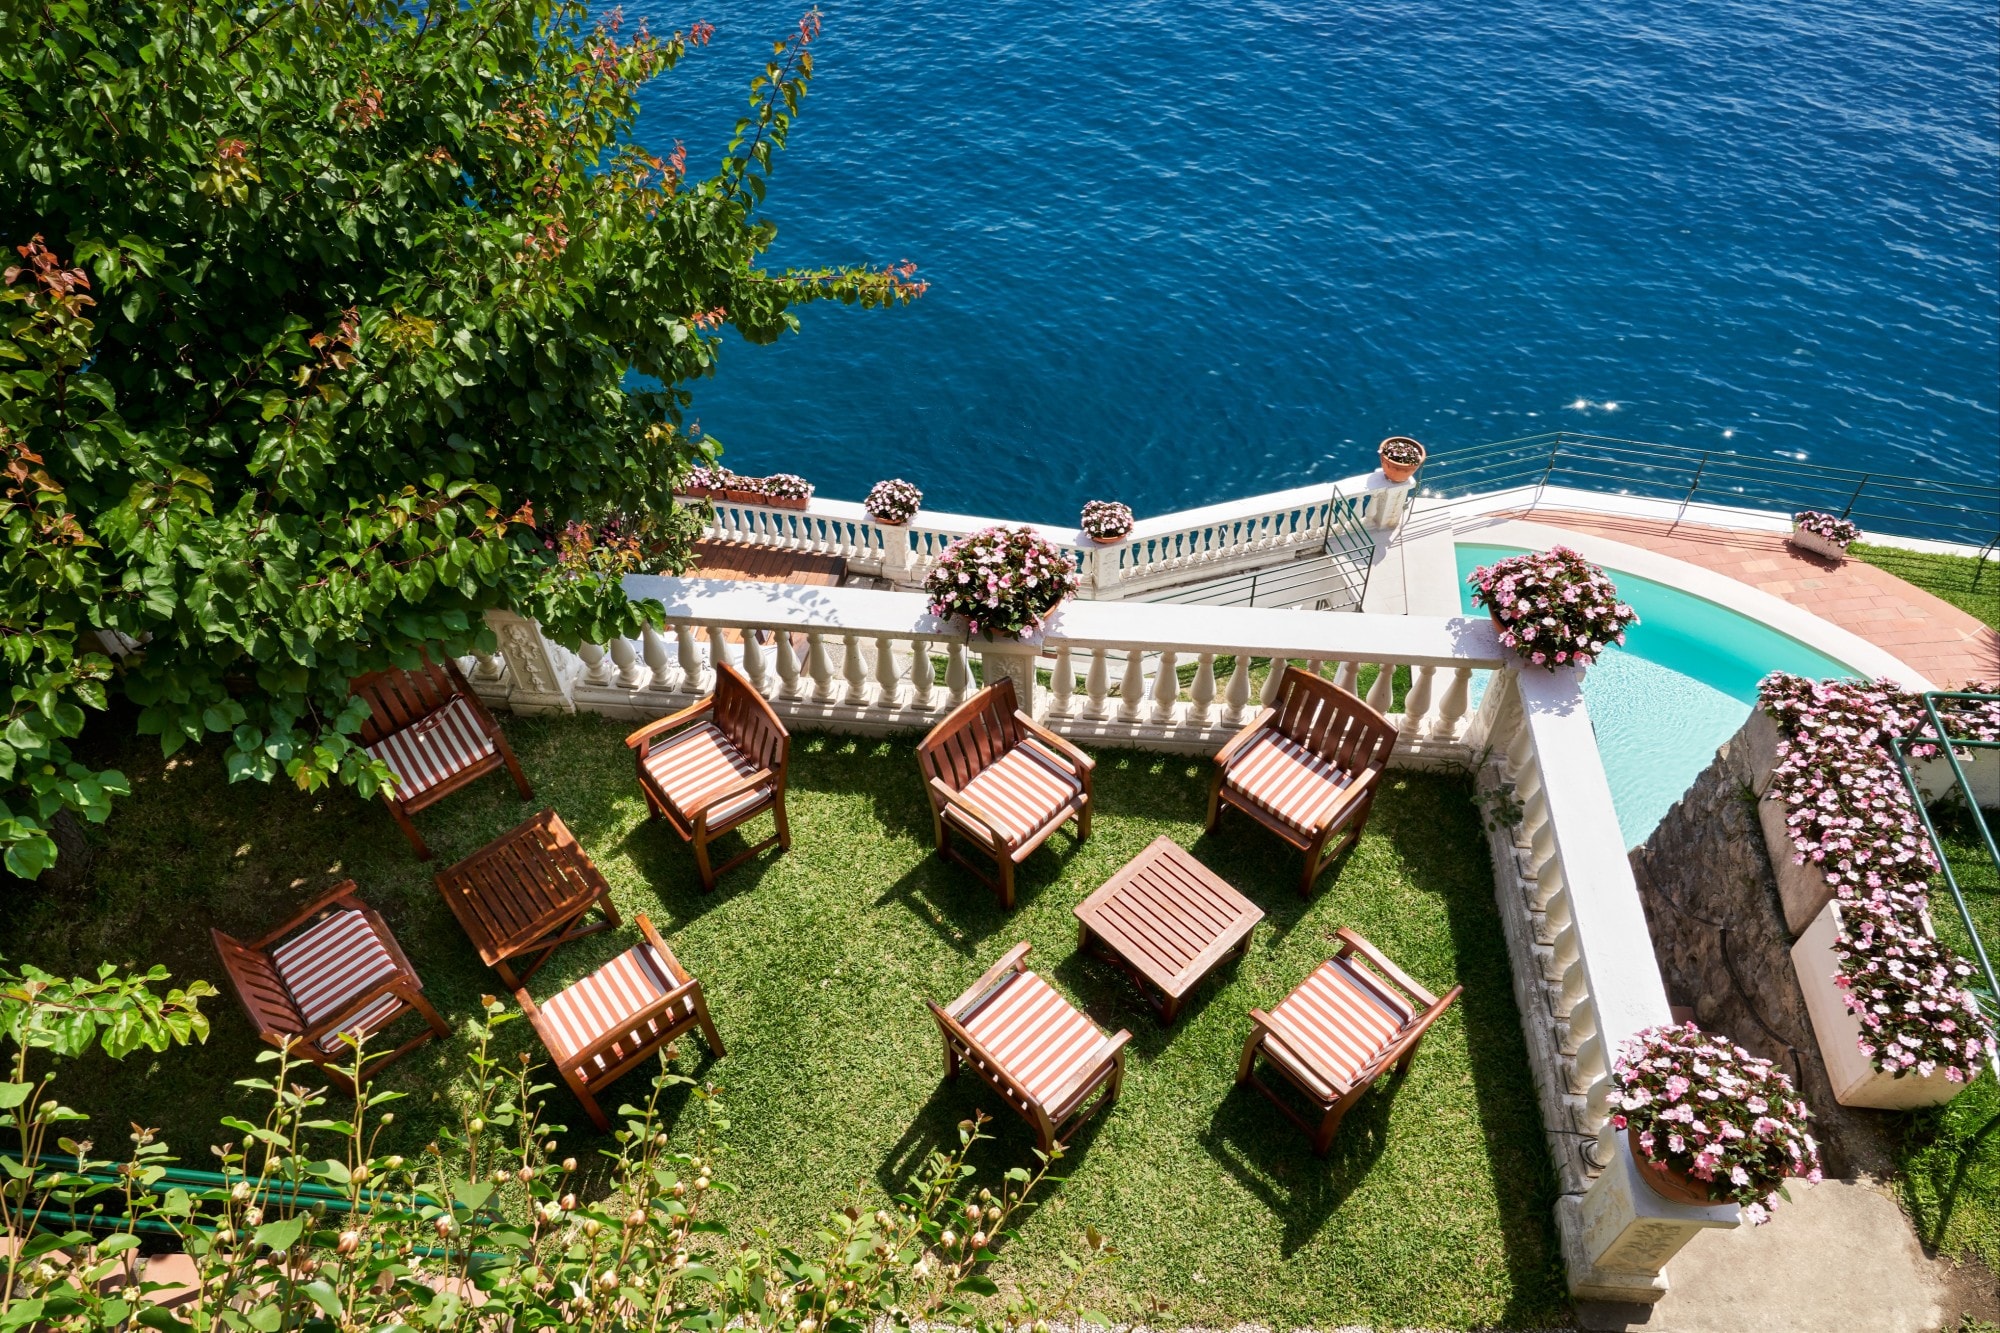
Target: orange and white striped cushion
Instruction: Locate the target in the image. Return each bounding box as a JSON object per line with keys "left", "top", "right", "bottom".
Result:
{"left": 1262, "top": 958, "right": 1413, "bottom": 1100}
{"left": 1224, "top": 731, "right": 1356, "bottom": 834}
{"left": 537, "top": 944, "right": 689, "bottom": 1080}
{"left": 366, "top": 697, "right": 495, "bottom": 799}
{"left": 960, "top": 971, "right": 1106, "bottom": 1112}
{"left": 309, "top": 994, "right": 405, "bottom": 1054}
{"left": 641, "top": 722, "right": 768, "bottom": 826}
{"left": 949, "top": 740, "right": 1083, "bottom": 848}
{"left": 270, "top": 909, "right": 401, "bottom": 1038}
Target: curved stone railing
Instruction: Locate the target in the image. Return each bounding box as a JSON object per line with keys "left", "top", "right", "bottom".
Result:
{"left": 693, "top": 470, "right": 1416, "bottom": 598}
{"left": 466, "top": 582, "right": 1721, "bottom": 1302}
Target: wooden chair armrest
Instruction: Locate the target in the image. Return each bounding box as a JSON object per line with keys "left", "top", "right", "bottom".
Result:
{"left": 688, "top": 768, "right": 775, "bottom": 831}
{"left": 251, "top": 879, "right": 366, "bottom": 950}
{"left": 625, "top": 698, "right": 715, "bottom": 751}
{"left": 1334, "top": 926, "right": 1437, "bottom": 1008}
{"left": 1212, "top": 709, "right": 1276, "bottom": 768}
{"left": 299, "top": 975, "right": 412, "bottom": 1048}
{"left": 948, "top": 942, "right": 1033, "bottom": 1019}
{"left": 635, "top": 914, "right": 692, "bottom": 986}
{"left": 927, "top": 778, "right": 1010, "bottom": 853}
{"left": 1013, "top": 712, "right": 1094, "bottom": 773}
{"left": 1313, "top": 766, "right": 1383, "bottom": 829}
{"left": 1039, "top": 1028, "right": 1131, "bottom": 1114}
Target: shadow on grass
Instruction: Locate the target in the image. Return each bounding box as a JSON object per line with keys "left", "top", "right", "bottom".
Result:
{"left": 876, "top": 1074, "right": 1109, "bottom": 1207}
{"left": 612, "top": 809, "right": 785, "bottom": 928}
{"left": 1201, "top": 1074, "right": 1395, "bottom": 1257}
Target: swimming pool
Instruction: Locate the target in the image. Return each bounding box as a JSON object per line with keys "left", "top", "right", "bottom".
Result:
{"left": 1454, "top": 543, "right": 1857, "bottom": 848}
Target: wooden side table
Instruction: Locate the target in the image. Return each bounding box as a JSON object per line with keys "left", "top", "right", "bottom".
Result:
{"left": 1075, "top": 835, "right": 1263, "bottom": 1023}
{"left": 435, "top": 809, "right": 621, "bottom": 988}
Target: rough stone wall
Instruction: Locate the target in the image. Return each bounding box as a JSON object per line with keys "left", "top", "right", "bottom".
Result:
{"left": 1627, "top": 715, "right": 1896, "bottom": 1178}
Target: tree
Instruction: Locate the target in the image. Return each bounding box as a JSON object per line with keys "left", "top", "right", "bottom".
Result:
{"left": 0, "top": 0, "right": 923, "bottom": 877}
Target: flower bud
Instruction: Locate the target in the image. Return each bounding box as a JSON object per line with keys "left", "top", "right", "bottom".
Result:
{"left": 379, "top": 1113, "right": 393, "bottom": 1125}
{"left": 230, "top": 1180, "right": 252, "bottom": 1201}
{"left": 971, "top": 1231, "right": 987, "bottom": 1247}
{"left": 595, "top": 1267, "right": 618, "bottom": 1291}
{"left": 350, "top": 1165, "right": 369, "bottom": 1184}
{"left": 337, "top": 1230, "right": 361, "bottom": 1256}
{"left": 467, "top": 1117, "right": 484, "bottom": 1134}
{"left": 582, "top": 1218, "right": 602, "bottom": 1237}
{"left": 545, "top": 1139, "right": 558, "bottom": 1153}
{"left": 244, "top": 1207, "right": 263, "bottom": 1227}
{"left": 560, "top": 1193, "right": 577, "bottom": 1210}
{"left": 941, "top": 1229, "right": 956, "bottom": 1247}
{"left": 435, "top": 1217, "right": 456, "bottom": 1237}
{"left": 626, "top": 1207, "right": 647, "bottom": 1228}
{"left": 385, "top": 1155, "right": 404, "bottom": 1170}
{"left": 518, "top": 1166, "right": 535, "bottom": 1182}
{"left": 562, "top": 1157, "right": 577, "bottom": 1172}
{"left": 694, "top": 1176, "right": 709, "bottom": 1191}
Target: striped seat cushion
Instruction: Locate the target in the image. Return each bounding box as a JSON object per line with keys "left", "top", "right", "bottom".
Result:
{"left": 960, "top": 971, "right": 1107, "bottom": 1114}
{"left": 641, "top": 722, "right": 770, "bottom": 827}
{"left": 366, "top": 696, "right": 496, "bottom": 800}
{"left": 269, "top": 909, "right": 404, "bottom": 1051}
{"left": 1223, "top": 731, "right": 1357, "bottom": 835}
{"left": 537, "top": 944, "right": 691, "bottom": 1082}
{"left": 1262, "top": 958, "right": 1414, "bottom": 1101}
{"left": 947, "top": 739, "right": 1084, "bottom": 849}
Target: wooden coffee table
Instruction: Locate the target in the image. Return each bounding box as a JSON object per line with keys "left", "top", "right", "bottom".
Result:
{"left": 1074, "top": 836, "right": 1263, "bottom": 1023}
{"left": 435, "top": 809, "right": 621, "bottom": 988}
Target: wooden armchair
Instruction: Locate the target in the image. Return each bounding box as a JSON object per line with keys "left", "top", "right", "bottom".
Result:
{"left": 211, "top": 881, "right": 449, "bottom": 1091}
{"left": 1206, "top": 666, "right": 1397, "bottom": 896}
{"left": 624, "top": 660, "right": 790, "bottom": 893}
{"left": 1238, "top": 928, "right": 1461, "bottom": 1155}
{"left": 927, "top": 942, "right": 1130, "bottom": 1154}
{"left": 352, "top": 654, "right": 533, "bottom": 860}
{"left": 517, "top": 914, "right": 724, "bottom": 1132}
{"left": 917, "top": 678, "right": 1093, "bottom": 909}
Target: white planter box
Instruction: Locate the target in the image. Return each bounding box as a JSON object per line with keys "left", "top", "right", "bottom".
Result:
{"left": 1788, "top": 526, "right": 1852, "bottom": 561}
{"left": 1790, "top": 901, "right": 1964, "bottom": 1110}
{"left": 1757, "top": 790, "right": 1837, "bottom": 934}
{"left": 1912, "top": 749, "right": 2000, "bottom": 811}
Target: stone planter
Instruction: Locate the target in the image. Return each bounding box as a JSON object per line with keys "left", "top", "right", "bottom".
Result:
{"left": 1788, "top": 526, "right": 1851, "bottom": 562}
{"left": 1756, "top": 789, "right": 1838, "bottom": 934}
{"left": 1790, "top": 900, "right": 1964, "bottom": 1110}
{"left": 1912, "top": 749, "right": 2000, "bottom": 810}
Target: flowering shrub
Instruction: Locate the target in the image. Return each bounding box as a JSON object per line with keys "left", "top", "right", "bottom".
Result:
{"left": 1467, "top": 546, "right": 1637, "bottom": 669}
{"left": 1759, "top": 672, "right": 1998, "bottom": 1082}
{"left": 865, "top": 477, "right": 923, "bottom": 523}
{"left": 761, "top": 471, "right": 814, "bottom": 500}
{"left": 1793, "top": 510, "right": 1860, "bottom": 547}
{"left": 925, "top": 526, "right": 1078, "bottom": 637}
{"left": 1079, "top": 500, "right": 1134, "bottom": 540}
{"left": 1612, "top": 1023, "right": 1821, "bottom": 1223}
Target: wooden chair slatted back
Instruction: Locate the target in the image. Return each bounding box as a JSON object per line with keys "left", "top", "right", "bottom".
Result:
{"left": 1272, "top": 669, "right": 1395, "bottom": 772}
{"left": 711, "top": 662, "right": 788, "bottom": 773}
{"left": 212, "top": 932, "right": 305, "bottom": 1036}
{"left": 562, "top": 987, "right": 692, "bottom": 1086}
{"left": 918, "top": 679, "right": 1023, "bottom": 792}
{"left": 351, "top": 656, "right": 461, "bottom": 745}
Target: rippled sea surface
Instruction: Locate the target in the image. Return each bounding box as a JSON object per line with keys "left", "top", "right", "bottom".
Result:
{"left": 625, "top": 0, "right": 1999, "bottom": 520}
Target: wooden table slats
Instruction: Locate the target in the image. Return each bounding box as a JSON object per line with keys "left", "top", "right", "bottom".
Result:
{"left": 435, "top": 809, "right": 621, "bottom": 989}
{"left": 1074, "top": 836, "right": 1263, "bottom": 1023}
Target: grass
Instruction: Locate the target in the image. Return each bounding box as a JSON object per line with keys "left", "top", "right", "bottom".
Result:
{"left": 1902, "top": 800, "right": 2000, "bottom": 1273}
{"left": 1852, "top": 543, "right": 2000, "bottom": 633}
{"left": 3, "top": 712, "right": 1567, "bottom": 1329}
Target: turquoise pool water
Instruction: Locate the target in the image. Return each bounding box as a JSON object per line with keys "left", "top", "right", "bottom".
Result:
{"left": 1455, "top": 544, "right": 1856, "bottom": 848}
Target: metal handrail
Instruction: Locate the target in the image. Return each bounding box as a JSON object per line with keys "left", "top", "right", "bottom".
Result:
{"left": 1416, "top": 432, "right": 2000, "bottom": 548}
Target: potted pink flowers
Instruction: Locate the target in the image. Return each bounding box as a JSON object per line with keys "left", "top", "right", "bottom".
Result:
{"left": 759, "top": 473, "right": 814, "bottom": 511}
{"left": 1078, "top": 500, "right": 1134, "bottom": 545}
{"left": 865, "top": 478, "right": 923, "bottom": 526}
{"left": 1467, "top": 546, "right": 1637, "bottom": 670}
{"left": 924, "top": 526, "right": 1079, "bottom": 639}
{"left": 1790, "top": 510, "right": 1859, "bottom": 561}
{"left": 1612, "top": 1022, "right": 1821, "bottom": 1224}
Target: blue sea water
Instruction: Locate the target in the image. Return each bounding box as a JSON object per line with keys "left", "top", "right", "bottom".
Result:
{"left": 625, "top": 0, "right": 1999, "bottom": 521}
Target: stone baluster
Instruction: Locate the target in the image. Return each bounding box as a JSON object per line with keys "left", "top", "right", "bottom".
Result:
{"left": 945, "top": 642, "right": 971, "bottom": 707}
{"left": 1557, "top": 957, "right": 1590, "bottom": 1021}
{"left": 1188, "top": 653, "right": 1217, "bottom": 727}
{"left": 1364, "top": 661, "right": 1396, "bottom": 713}
{"left": 1222, "top": 654, "right": 1252, "bottom": 726}
{"left": 1528, "top": 860, "right": 1566, "bottom": 914}
{"left": 874, "top": 635, "right": 901, "bottom": 707}
{"left": 676, "top": 623, "right": 706, "bottom": 694}
{"left": 1528, "top": 816, "right": 1560, "bottom": 884}
{"left": 1568, "top": 1031, "right": 1607, "bottom": 1097}
{"left": 1050, "top": 645, "right": 1073, "bottom": 718}
{"left": 1333, "top": 660, "right": 1360, "bottom": 692}
{"left": 1118, "top": 649, "right": 1146, "bottom": 723}
{"left": 1260, "top": 658, "right": 1287, "bottom": 706}
{"left": 740, "top": 631, "right": 768, "bottom": 695}
{"left": 1402, "top": 664, "right": 1435, "bottom": 728}
{"left": 1085, "top": 648, "right": 1111, "bottom": 719}
{"left": 1431, "top": 665, "right": 1473, "bottom": 741}
{"left": 1305, "top": 656, "right": 1326, "bottom": 679}
{"left": 642, "top": 627, "right": 674, "bottom": 692}
{"left": 470, "top": 649, "right": 505, "bottom": 682}
{"left": 578, "top": 641, "right": 613, "bottom": 687}
{"left": 807, "top": 632, "right": 838, "bottom": 702}
{"left": 911, "top": 639, "right": 935, "bottom": 709}
{"left": 1149, "top": 650, "right": 1179, "bottom": 724}
{"left": 1548, "top": 919, "right": 1581, "bottom": 986}
{"left": 1539, "top": 882, "right": 1574, "bottom": 947}
{"left": 611, "top": 636, "right": 645, "bottom": 689}
{"left": 705, "top": 625, "right": 732, "bottom": 682}
{"left": 1560, "top": 995, "right": 1597, "bottom": 1057}
{"left": 775, "top": 631, "right": 802, "bottom": 700}
{"left": 842, "top": 634, "right": 869, "bottom": 705}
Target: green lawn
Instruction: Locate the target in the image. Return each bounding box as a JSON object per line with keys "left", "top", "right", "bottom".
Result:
{"left": 4, "top": 712, "right": 1566, "bottom": 1329}
{"left": 1852, "top": 543, "right": 1999, "bottom": 633}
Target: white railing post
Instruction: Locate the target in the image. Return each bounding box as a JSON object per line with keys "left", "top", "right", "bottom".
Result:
{"left": 484, "top": 609, "right": 576, "bottom": 715}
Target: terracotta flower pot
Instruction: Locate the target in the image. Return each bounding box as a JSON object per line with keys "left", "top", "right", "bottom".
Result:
{"left": 763, "top": 494, "right": 810, "bottom": 511}
{"left": 721, "top": 487, "right": 768, "bottom": 506}
{"left": 1627, "top": 1127, "right": 1729, "bottom": 1207}
{"left": 1088, "top": 533, "right": 1128, "bottom": 546}
{"left": 869, "top": 514, "right": 908, "bottom": 527}
{"left": 1378, "top": 436, "right": 1426, "bottom": 483}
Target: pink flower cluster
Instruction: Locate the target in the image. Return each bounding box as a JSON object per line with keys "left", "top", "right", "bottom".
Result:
{"left": 864, "top": 478, "right": 923, "bottom": 523}
{"left": 1792, "top": 510, "right": 1860, "bottom": 546}
{"left": 1612, "top": 1023, "right": 1821, "bottom": 1223}
{"left": 1759, "top": 673, "right": 1998, "bottom": 1082}
{"left": 1078, "top": 500, "right": 1135, "bottom": 540}
{"left": 924, "top": 526, "right": 1078, "bottom": 639}
{"left": 677, "top": 466, "right": 812, "bottom": 501}
{"left": 1467, "top": 546, "right": 1637, "bottom": 670}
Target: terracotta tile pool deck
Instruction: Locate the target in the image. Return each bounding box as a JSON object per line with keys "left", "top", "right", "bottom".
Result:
{"left": 1518, "top": 510, "right": 1999, "bottom": 688}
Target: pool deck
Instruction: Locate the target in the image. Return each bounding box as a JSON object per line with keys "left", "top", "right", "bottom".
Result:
{"left": 1511, "top": 509, "right": 1999, "bottom": 689}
